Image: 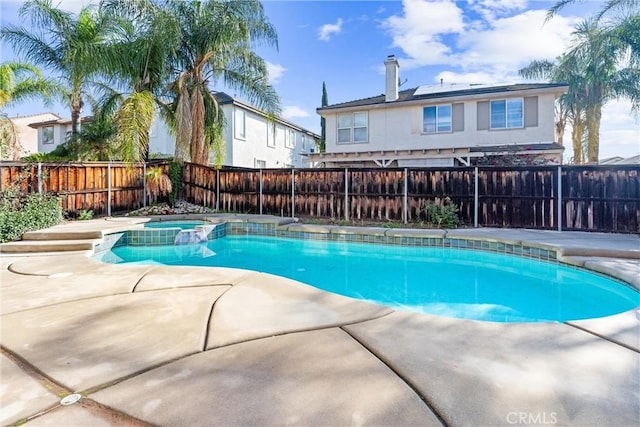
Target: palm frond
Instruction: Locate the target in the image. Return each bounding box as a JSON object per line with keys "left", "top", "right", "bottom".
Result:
{"left": 115, "top": 90, "right": 154, "bottom": 163}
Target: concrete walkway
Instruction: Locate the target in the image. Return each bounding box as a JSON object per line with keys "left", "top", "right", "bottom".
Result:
{"left": 1, "top": 217, "right": 638, "bottom": 426}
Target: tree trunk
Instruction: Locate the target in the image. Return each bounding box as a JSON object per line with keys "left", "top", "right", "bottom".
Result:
{"left": 190, "top": 88, "right": 206, "bottom": 165}
{"left": 571, "top": 116, "right": 584, "bottom": 165}
{"left": 71, "top": 105, "right": 82, "bottom": 137}
{"left": 586, "top": 104, "right": 602, "bottom": 164}
{"left": 555, "top": 115, "right": 565, "bottom": 146}
{"left": 71, "top": 94, "right": 84, "bottom": 138}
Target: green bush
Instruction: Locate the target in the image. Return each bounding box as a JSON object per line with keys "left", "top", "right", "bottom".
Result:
{"left": 0, "top": 192, "right": 63, "bottom": 242}
{"left": 424, "top": 197, "right": 461, "bottom": 229}
{"left": 78, "top": 209, "right": 94, "bottom": 220}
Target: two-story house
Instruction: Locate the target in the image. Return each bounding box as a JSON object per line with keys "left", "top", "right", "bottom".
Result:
{"left": 6, "top": 112, "right": 63, "bottom": 159}
{"left": 307, "top": 55, "right": 567, "bottom": 167}
{"left": 28, "top": 92, "right": 319, "bottom": 168}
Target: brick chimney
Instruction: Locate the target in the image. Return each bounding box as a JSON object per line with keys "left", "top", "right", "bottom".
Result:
{"left": 384, "top": 55, "right": 399, "bottom": 102}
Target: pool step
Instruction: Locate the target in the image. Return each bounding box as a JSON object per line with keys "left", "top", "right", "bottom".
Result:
{"left": 0, "top": 239, "right": 102, "bottom": 253}
{"left": 21, "top": 230, "right": 104, "bottom": 241}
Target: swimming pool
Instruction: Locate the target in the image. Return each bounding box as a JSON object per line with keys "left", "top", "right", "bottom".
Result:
{"left": 95, "top": 234, "right": 639, "bottom": 323}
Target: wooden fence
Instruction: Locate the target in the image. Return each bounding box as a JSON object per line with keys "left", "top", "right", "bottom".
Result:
{"left": 183, "top": 163, "right": 640, "bottom": 233}
{"left": 1, "top": 161, "right": 638, "bottom": 233}
{"left": 0, "top": 161, "right": 156, "bottom": 216}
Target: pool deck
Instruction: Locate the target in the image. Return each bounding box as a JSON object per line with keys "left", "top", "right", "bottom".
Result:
{"left": 1, "top": 215, "right": 639, "bottom": 426}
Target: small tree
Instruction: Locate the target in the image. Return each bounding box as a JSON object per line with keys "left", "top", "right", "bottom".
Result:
{"left": 320, "top": 81, "right": 328, "bottom": 153}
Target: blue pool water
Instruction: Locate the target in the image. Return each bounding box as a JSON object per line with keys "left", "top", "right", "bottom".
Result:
{"left": 144, "top": 221, "right": 207, "bottom": 229}
{"left": 96, "top": 235, "right": 639, "bottom": 322}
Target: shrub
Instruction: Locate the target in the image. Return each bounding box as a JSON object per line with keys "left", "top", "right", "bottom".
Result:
{"left": 424, "top": 197, "right": 461, "bottom": 229}
{"left": 78, "top": 209, "right": 94, "bottom": 220}
{"left": 0, "top": 192, "right": 63, "bottom": 242}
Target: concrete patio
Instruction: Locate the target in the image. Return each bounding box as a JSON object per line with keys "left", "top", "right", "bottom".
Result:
{"left": 1, "top": 216, "right": 639, "bottom": 426}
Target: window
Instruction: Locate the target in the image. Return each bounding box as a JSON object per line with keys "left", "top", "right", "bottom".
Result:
{"left": 423, "top": 105, "right": 452, "bottom": 133}
{"left": 43, "top": 126, "right": 54, "bottom": 144}
{"left": 254, "top": 159, "right": 266, "bottom": 168}
{"left": 491, "top": 98, "right": 523, "bottom": 129}
{"left": 234, "top": 109, "right": 246, "bottom": 139}
{"left": 285, "top": 129, "right": 295, "bottom": 149}
{"left": 276, "top": 125, "right": 284, "bottom": 146}
{"left": 266, "top": 123, "right": 275, "bottom": 148}
{"left": 337, "top": 112, "right": 368, "bottom": 143}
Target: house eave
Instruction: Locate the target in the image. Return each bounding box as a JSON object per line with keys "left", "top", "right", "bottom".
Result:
{"left": 302, "top": 144, "right": 564, "bottom": 163}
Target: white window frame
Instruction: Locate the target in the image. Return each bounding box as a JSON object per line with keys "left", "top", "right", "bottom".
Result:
{"left": 266, "top": 122, "right": 275, "bottom": 148}
{"left": 254, "top": 158, "right": 266, "bottom": 168}
{"left": 490, "top": 98, "right": 524, "bottom": 130}
{"left": 276, "top": 125, "right": 285, "bottom": 147}
{"left": 285, "top": 128, "right": 295, "bottom": 149}
{"left": 234, "top": 109, "right": 246, "bottom": 139}
{"left": 422, "top": 104, "right": 452, "bottom": 134}
{"left": 337, "top": 111, "right": 368, "bottom": 144}
{"left": 43, "top": 126, "right": 54, "bottom": 145}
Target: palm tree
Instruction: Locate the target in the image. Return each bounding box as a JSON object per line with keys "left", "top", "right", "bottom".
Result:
{"left": 0, "top": 61, "right": 60, "bottom": 160}
{"left": 168, "top": 0, "right": 280, "bottom": 166}
{"left": 1, "top": 0, "right": 113, "bottom": 138}
{"left": 521, "top": 17, "right": 640, "bottom": 163}
{"left": 519, "top": 57, "right": 588, "bottom": 163}
{"left": 547, "top": 0, "right": 639, "bottom": 21}
{"left": 569, "top": 19, "right": 640, "bottom": 162}
{"left": 0, "top": 61, "right": 59, "bottom": 109}
{"left": 96, "top": 0, "right": 181, "bottom": 163}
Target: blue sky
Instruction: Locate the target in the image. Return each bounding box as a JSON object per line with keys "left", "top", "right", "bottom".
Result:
{"left": 2, "top": 0, "right": 639, "bottom": 159}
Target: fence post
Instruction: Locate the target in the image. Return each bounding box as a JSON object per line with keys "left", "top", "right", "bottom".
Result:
{"left": 474, "top": 166, "right": 479, "bottom": 228}
{"left": 259, "top": 169, "right": 263, "bottom": 215}
{"left": 403, "top": 168, "right": 408, "bottom": 224}
{"left": 216, "top": 168, "right": 220, "bottom": 212}
{"left": 344, "top": 168, "right": 349, "bottom": 222}
{"left": 37, "top": 162, "right": 42, "bottom": 194}
{"left": 291, "top": 168, "right": 295, "bottom": 218}
{"left": 557, "top": 165, "right": 562, "bottom": 231}
{"left": 142, "top": 163, "right": 147, "bottom": 207}
{"left": 107, "top": 162, "right": 112, "bottom": 216}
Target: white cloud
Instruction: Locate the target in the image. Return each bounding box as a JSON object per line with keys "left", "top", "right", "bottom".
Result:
{"left": 318, "top": 18, "right": 343, "bottom": 41}
{"left": 469, "top": 0, "right": 527, "bottom": 21}
{"left": 383, "top": 0, "right": 464, "bottom": 67}
{"left": 455, "top": 10, "right": 576, "bottom": 75}
{"left": 282, "top": 106, "right": 310, "bottom": 120}
{"left": 382, "top": 0, "right": 578, "bottom": 82}
{"left": 598, "top": 100, "right": 640, "bottom": 159}
{"left": 265, "top": 61, "right": 286, "bottom": 85}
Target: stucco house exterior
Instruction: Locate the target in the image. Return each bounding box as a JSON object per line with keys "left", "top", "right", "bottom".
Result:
{"left": 307, "top": 55, "right": 568, "bottom": 167}
{"left": 6, "top": 112, "right": 62, "bottom": 158}
{"left": 27, "top": 92, "right": 319, "bottom": 168}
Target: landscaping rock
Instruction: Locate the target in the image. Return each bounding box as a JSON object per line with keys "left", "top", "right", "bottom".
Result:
{"left": 125, "top": 200, "right": 215, "bottom": 216}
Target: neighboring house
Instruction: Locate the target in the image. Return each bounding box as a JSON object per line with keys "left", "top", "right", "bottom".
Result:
{"left": 8, "top": 112, "right": 61, "bottom": 157}
{"left": 27, "top": 92, "right": 319, "bottom": 168}
{"left": 28, "top": 115, "right": 92, "bottom": 154}
{"left": 217, "top": 92, "right": 320, "bottom": 168}
{"left": 307, "top": 55, "right": 568, "bottom": 167}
